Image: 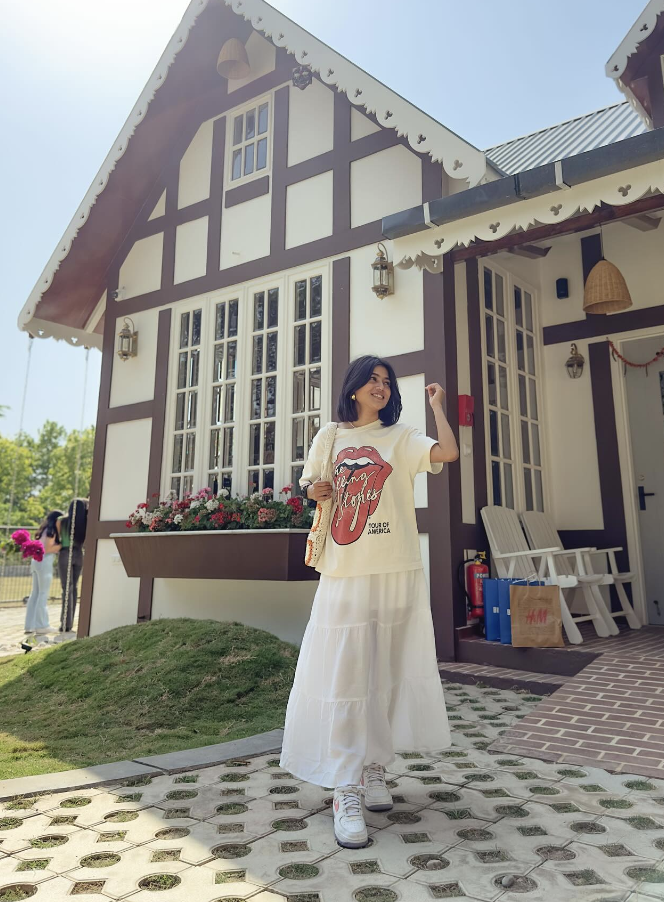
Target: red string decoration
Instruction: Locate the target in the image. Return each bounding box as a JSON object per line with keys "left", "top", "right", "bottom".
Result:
{"left": 608, "top": 339, "right": 664, "bottom": 376}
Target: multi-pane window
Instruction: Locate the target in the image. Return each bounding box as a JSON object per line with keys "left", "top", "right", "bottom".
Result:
{"left": 208, "top": 299, "right": 239, "bottom": 496}
{"left": 483, "top": 268, "right": 514, "bottom": 509}
{"left": 515, "top": 287, "right": 544, "bottom": 511}
{"left": 290, "top": 276, "right": 323, "bottom": 492}
{"left": 248, "top": 288, "right": 279, "bottom": 494}
{"left": 481, "top": 265, "right": 545, "bottom": 512}
{"left": 171, "top": 309, "right": 202, "bottom": 499}
{"left": 230, "top": 100, "right": 270, "bottom": 183}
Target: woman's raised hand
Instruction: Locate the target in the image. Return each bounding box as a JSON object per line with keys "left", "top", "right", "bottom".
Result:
{"left": 426, "top": 383, "right": 446, "bottom": 408}
{"left": 309, "top": 481, "right": 333, "bottom": 502}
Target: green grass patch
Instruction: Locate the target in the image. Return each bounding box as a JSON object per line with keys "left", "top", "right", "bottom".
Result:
{"left": 15, "top": 860, "right": 50, "bottom": 871}
{"left": 173, "top": 774, "right": 198, "bottom": 783}
{"left": 0, "top": 887, "right": 37, "bottom": 901}
{"left": 138, "top": 874, "right": 181, "bottom": 891}
{"left": 0, "top": 618, "right": 297, "bottom": 779}
{"left": 278, "top": 864, "right": 320, "bottom": 879}
{"left": 557, "top": 769, "right": 586, "bottom": 779}
{"left": 623, "top": 779, "right": 654, "bottom": 791}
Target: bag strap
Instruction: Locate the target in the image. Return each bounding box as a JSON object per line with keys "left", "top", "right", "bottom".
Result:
{"left": 320, "top": 422, "right": 338, "bottom": 482}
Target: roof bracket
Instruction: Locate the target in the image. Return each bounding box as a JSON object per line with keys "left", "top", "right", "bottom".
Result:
{"left": 423, "top": 202, "right": 439, "bottom": 229}
{"left": 554, "top": 160, "right": 571, "bottom": 189}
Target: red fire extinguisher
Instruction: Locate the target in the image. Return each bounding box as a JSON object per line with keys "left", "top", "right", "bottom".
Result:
{"left": 465, "top": 552, "right": 489, "bottom": 620}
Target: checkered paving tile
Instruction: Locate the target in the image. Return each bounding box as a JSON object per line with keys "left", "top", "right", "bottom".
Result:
{"left": 1, "top": 682, "right": 663, "bottom": 900}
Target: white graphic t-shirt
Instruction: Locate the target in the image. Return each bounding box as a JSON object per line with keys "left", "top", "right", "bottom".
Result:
{"left": 300, "top": 421, "right": 443, "bottom": 578}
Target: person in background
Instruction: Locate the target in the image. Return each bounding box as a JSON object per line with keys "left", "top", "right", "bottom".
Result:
{"left": 57, "top": 498, "right": 88, "bottom": 633}
{"left": 24, "top": 510, "right": 62, "bottom": 637}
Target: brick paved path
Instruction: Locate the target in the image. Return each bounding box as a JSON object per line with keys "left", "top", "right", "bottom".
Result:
{"left": 1, "top": 682, "right": 663, "bottom": 900}
{"left": 492, "top": 626, "right": 664, "bottom": 781}
{"left": 0, "top": 603, "right": 78, "bottom": 659}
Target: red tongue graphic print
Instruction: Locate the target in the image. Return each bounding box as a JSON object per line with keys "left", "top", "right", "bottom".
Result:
{"left": 331, "top": 445, "right": 393, "bottom": 546}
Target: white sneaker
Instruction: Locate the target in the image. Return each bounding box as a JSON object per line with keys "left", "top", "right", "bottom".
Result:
{"left": 333, "top": 785, "right": 368, "bottom": 848}
{"left": 361, "top": 763, "right": 393, "bottom": 812}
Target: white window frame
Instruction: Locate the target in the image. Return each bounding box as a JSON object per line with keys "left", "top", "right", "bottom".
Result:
{"left": 480, "top": 261, "right": 549, "bottom": 513}
{"left": 161, "top": 263, "right": 332, "bottom": 501}
{"left": 225, "top": 94, "right": 272, "bottom": 189}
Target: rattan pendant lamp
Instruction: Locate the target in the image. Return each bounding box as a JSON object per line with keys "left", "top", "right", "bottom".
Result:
{"left": 583, "top": 227, "right": 632, "bottom": 315}
{"left": 217, "top": 38, "right": 250, "bottom": 79}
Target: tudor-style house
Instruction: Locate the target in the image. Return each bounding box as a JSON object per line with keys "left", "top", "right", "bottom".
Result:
{"left": 18, "top": 0, "right": 664, "bottom": 669}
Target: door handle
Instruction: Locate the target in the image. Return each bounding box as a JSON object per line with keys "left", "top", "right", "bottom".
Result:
{"left": 638, "top": 485, "right": 656, "bottom": 511}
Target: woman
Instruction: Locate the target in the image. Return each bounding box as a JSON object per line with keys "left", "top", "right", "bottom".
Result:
{"left": 24, "top": 510, "right": 62, "bottom": 636}
{"left": 57, "top": 498, "right": 88, "bottom": 633}
{"left": 281, "top": 355, "right": 459, "bottom": 848}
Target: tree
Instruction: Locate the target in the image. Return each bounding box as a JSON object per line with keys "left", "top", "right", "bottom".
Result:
{"left": 0, "top": 435, "right": 41, "bottom": 526}
{"left": 39, "top": 427, "right": 95, "bottom": 514}
{"left": 32, "top": 421, "right": 67, "bottom": 493}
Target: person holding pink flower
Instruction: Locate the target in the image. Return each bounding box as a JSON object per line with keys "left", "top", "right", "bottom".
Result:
{"left": 23, "top": 510, "right": 63, "bottom": 636}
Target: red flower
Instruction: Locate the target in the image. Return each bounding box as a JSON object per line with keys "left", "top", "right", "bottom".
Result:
{"left": 137, "top": 502, "right": 148, "bottom": 510}
{"left": 125, "top": 521, "right": 132, "bottom": 528}
{"left": 194, "top": 515, "right": 200, "bottom": 522}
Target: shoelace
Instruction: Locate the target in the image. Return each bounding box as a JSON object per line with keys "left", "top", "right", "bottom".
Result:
{"left": 363, "top": 764, "right": 386, "bottom": 789}
{"left": 338, "top": 788, "right": 362, "bottom": 818}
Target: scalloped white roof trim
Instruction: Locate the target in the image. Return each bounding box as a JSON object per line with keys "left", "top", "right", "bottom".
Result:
{"left": 394, "top": 159, "right": 664, "bottom": 262}
{"left": 18, "top": 0, "right": 488, "bottom": 345}
{"left": 228, "top": 0, "right": 486, "bottom": 185}
{"left": 17, "top": 0, "right": 212, "bottom": 342}
{"left": 606, "top": 0, "right": 664, "bottom": 81}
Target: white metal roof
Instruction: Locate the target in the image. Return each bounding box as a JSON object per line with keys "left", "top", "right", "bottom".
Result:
{"left": 485, "top": 101, "right": 646, "bottom": 176}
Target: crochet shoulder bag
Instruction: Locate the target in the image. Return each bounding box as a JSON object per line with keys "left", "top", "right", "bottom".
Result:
{"left": 304, "top": 422, "right": 338, "bottom": 568}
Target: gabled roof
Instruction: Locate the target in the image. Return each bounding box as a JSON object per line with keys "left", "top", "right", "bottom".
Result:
{"left": 17, "top": 0, "right": 486, "bottom": 347}
{"left": 605, "top": 0, "right": 664, "bottom": 126}
{"left": 486, "top": 102, "right": 646, "bottom": 175}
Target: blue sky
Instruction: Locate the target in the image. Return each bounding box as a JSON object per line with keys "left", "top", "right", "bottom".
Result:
{"left": 2, "top": 0, "right": 645, "bottom": 437}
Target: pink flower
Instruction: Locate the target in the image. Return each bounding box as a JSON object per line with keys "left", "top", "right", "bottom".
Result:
{"left": 262, "top": 487, "right": 274, "bottom": 497}
{"left": 22, "top": 540, "right": 44, "bottom": 562}
{"left": 194, "top": 515, "right": 201, "bottom": 523}
{"left": 11, "top": 529, "right": 30, "bottom": 547}
{"left": 258, "top": 507, "right": 277, "bottom": 524}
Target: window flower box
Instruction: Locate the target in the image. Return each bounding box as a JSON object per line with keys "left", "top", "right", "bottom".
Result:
{"left": 112, "top": 529, "right": 318, "bottom": 581}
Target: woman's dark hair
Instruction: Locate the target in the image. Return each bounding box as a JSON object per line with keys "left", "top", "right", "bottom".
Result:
{"left": 36, "top": 510, "right": 64, "bottom": 541}
{"left": 63, "top": 498, "right": 89, "bottom": 547}
{"left": 337, "top": 356, "right": 402, "bottom": 426}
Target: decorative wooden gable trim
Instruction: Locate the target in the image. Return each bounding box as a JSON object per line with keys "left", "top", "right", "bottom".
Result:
{"left": 18, "top": 0, "right": 485, "bottom": 348}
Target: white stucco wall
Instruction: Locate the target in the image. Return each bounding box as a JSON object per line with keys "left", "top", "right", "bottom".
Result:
{"left": 350, "top": 145, "right": 422, "bottom": 229}
{"left": 149, "top": 191, "right": 166, "bottom": 220}
{"left": 174, "top": 216, "right": 209, "bottom": 285}
{"left": 349, "top": 243, "right": 423, "bottom": 359}
{"left": 89, "top": 539, "right": 140, "bottom": 636}
{"left": 100, "top": 419, "right": 153, "bottom": 520}
{"left": 119, "top": 233, "right": 163, "bottom": 300}
{"left": 151, "top": 578, "right": 316, "bottom": 646}
{"left": 109, "top": 308, "right": 159, "bottom": 409}
{"left": 399, "top": 372, "right": 430, "bottom": 509}
{"left": 351, "top": 108, "right": 380, "bottom": 141}
{"left": 220, "top": 192, "right": 271, "bottom": 269}
{"left": 178, "top": 119, "right": 213, "bottom": 210}
{"left": 287, "top": 80, "right": 334, "bottom": 167}
{"left": 285, "top": 171, "right": 333, "bottom": 249}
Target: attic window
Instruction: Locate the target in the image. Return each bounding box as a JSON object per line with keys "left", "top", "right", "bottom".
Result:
{"left": 228, "top": 97, "right": 271, "bottom": 184}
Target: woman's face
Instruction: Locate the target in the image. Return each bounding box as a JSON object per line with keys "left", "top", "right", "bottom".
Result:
{"left": 355, "top": 365, "right": 391, "bottom": 414}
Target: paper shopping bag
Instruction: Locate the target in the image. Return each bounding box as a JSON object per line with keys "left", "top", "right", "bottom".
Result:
{"left": 510, "top": 583, "right": 564, "bottom": 648}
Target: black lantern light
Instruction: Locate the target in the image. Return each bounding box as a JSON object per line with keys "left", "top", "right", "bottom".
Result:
{"left": 565, "top": 343, "right": 585, "bottom": 379}
{"left": 371, "top": 243, "right": 394, "bottom": 300}
{"left": 292, "top": 65, "right": 313, "bottom": 90}
{"left": 117, "top": 317, "right": 138, "bottom": 362}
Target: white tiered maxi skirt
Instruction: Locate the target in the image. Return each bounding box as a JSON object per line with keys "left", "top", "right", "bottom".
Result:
{"left": 280, "top": 567, "right": 451, "bottom": 788}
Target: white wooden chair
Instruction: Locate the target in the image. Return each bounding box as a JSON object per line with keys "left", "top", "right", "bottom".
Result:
{"left": 481, "top": 505, "right": 615, "bottom": 645}
{"left": 520, "top": 510, "right": 640, "bottom": 631}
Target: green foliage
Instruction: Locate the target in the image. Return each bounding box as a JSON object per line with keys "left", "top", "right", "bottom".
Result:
{"left": 0, "top": 423, "right": 94, "bottom": 527}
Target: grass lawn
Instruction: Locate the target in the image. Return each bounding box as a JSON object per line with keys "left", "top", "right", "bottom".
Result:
{"left": 0, "top": 618, "right": 297, "bottom": 780}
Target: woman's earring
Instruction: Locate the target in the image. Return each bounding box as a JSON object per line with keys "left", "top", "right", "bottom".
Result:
{"left": 351, "top": 394, "right": 356, "bottom": 401}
